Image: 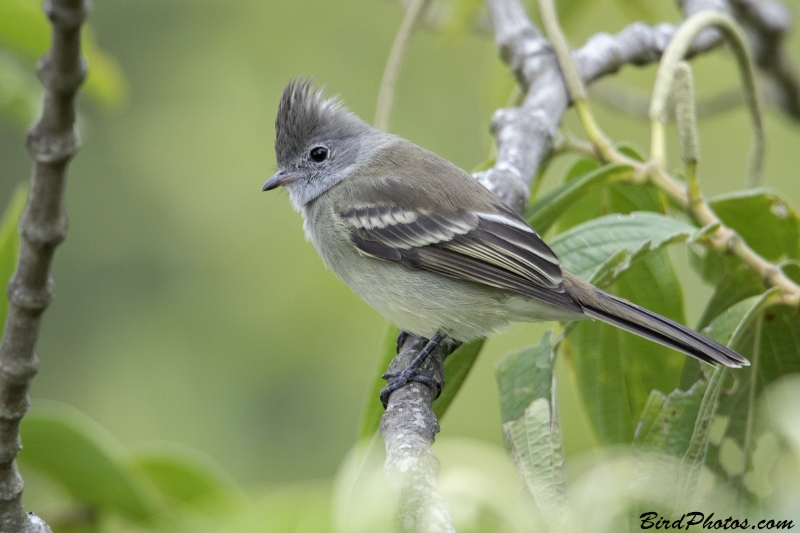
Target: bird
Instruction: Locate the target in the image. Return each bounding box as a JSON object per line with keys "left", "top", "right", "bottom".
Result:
{"left": 262, "top": 79, "right": 748, "bottom": 406}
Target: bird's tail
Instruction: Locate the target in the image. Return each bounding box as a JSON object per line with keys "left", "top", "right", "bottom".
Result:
{"left": 562, "top": 272, "right": 749, "bottom": 368}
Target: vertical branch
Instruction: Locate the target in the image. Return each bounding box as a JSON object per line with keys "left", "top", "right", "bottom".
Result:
{"left": 374, "top": 0, "right": 431, "bottom": 132}
{"left": 380, "top": 336, "right": 455, "bottom": 533}
{"left": 0, "top": 1, "right": 89, "bottom": 531}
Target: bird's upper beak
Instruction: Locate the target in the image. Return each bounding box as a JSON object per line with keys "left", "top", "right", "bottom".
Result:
{"left": 262, "top": 170, "right": 300, "bottom": 191}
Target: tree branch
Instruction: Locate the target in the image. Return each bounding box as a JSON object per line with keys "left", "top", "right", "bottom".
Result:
{"left": 380, "top": 336, "right": 456, "bottom": 532}
{"left": 0, "top": 1, "right": 89, "bottom": 531}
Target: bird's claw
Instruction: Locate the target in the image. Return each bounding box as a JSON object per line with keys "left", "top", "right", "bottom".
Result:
{"left": 380, "top": 370, "right": 442, "bottom": 408}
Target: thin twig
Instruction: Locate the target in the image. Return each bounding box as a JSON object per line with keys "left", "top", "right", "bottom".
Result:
{"left": 729, "top": 0, "right": 800, "bottom": 120}
{"left": 648, "top": 11, "right": 764, "bottom": 186}
{"left": 374, "top": 0, "right": 431, "bottom": 132}
{"left": 559, "top": 136, "right": 800, "bottom": 306}
{"left": 0, "top": 1, "right": 89, "bottom": 532}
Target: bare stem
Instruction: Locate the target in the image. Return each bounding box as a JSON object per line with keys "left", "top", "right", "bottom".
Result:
{"left": 374, "top": 0, "right": 431, "bottom": 132}
{"left": 648, "top": 10, "right": 765, "bottom": 186}
{"left": 0, "top": 1, "right": 89, "bottom": 532}
{"left": 560, "top": 137, "right": 800, "bottom": 306}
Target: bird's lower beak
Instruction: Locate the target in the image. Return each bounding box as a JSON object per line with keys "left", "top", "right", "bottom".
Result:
{"left": 262, "top": 171, "right": 299, "bottom": 191}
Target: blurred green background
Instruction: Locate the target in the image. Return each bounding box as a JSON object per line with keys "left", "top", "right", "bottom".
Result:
{"left": 1, "top": 0, "right": 799, "bottom": 489}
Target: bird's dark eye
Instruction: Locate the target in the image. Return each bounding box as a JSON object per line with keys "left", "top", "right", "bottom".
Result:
{"left": 309, "top": 146, "right": 328, "bottom": 162}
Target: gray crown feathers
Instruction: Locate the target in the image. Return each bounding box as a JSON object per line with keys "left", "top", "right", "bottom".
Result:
{"left": 274, "top": 78, "right": 367, "bottom": 165}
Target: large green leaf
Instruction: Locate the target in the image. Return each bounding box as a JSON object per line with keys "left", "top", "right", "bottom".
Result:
{"left": 689, "top": 189, "right": 800, "bottom": 285}
{"left": 496, "top": 331, "right": 567, "bottom": 530}
{"left": 526, "top": 162, "right": 634, "bottom": 234}
{"left": 548, "top": 212, "right": 698, "bottom": 284}
{"left": 697, "top": 267, "right": 765, "bottom": 331}
{"left": 0, "top": 185, "right": 27, "bottom": 329}
{"left": 711, "top": 295, "right": 800, "bottom": 499}
{"left": 18, "top": 402, "right": 161, "bottom": 523}
{"left": 633, "top": 380, "right": 708, "bottom": 456}
{"left": 552, "top": 152, "right": 663, "bottom": 234}
{"left": 679, "top": 268, "right": 764, "bottom": 389}
{"left": 433, "top": 338, "right": 484, "bottom": 419}
{"left": 133, "top": 444, "right": 244, "bottom": 514}
{"left": 496, "top": 330, "right": 557, "bottom": 428}
{"left": 562, "top": 251, "right": 687, "bottom": 444}
{"left": 635, "top": 291, "right": 767, "bottom": 506}
{"left": 709, "top": 188, "right": 800, "bottom": 261}
{"left": 550, "top": 213, "right": 700, "bottom": 444}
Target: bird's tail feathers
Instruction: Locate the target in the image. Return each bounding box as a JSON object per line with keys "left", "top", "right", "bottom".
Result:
{"left": 563, "top": 272, "right": 749, "bottom": 368}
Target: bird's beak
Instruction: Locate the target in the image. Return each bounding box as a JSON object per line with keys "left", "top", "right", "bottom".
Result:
{"left": 262, "top": 170, "right": 299, "bottom": 191}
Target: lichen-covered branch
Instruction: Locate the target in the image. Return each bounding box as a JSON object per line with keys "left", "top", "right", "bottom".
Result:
{"left": 380, "top": 336, "right": 456, "bottom": 533}
{"left": 0, "top": 1, "right": 89, "bottom": 531}
{"left": 481, "top": 0, "right": 799, "bottom": 211}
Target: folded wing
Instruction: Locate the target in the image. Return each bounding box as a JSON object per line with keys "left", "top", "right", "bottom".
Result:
{"left": 338, "top": 202, "right": 583, "bottom": 313}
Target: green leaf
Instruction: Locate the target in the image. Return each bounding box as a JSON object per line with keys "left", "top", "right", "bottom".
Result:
{"left": 697, "top": 266, "right": 764, "bottom": 331}
{"left": 433, "top": 339, "right": 484, "bottom": 419}
{"left": 633, "top": 380, "right": 708, "bottom": 455}
{"left": 701, "top": 295, "right": 764, "bottom": 347}
{"left": 563, "top": 250, "right": 687, "bottom": 444}
{"left": 680, "top": 295, "right": 764, "bottom": 390}
{"left": 552, "top": 152, "right": 663, "bottom": 234}
{"left": 503, "top": 400, "right": 567, "bottom": 531}
{"left": 496, "top": 330, "right": 556, "bottom": 427}
{"left": 358, "top": 323, "right": 485, "bottom": 439}
{"left": 637, "top": 292, "right": 768, "bottom": 507}
{"left": 549, "top": 212, "right": 697, "bottom": 284}
{"left": 496, "top": 331, "right": 567, "bottom": 530}
{"left": 0, "top": 185, "right": 27, "bottom": 328}
{"left": 687, "top": 245, "right": 742, "bottom": 285}
{"left": 0, "top": 0, "right": 127, "bottom": 108}
{"left": 709, "top": 188, "right": 800, "bottom": 261}
{"left": 18, "top": 402, "right": 161, "bottom": 523}
{"left": 525, "top": 163, "right": 634, "bottom": 234}
{"left": 133, "top": 444, "right": 244, "bottom": 513}
{"left": 677, "top": 366, "right": 726, "bottom": 506}
{"left": 358, "top": 321, "right": 400, "bottom": 440}
{"left": 711, "top": 293, "right": 800, "bottom": 497}
{"left": 550, "top": 213, "right": 700, "bottom": 444}
{"left": 615, "top": 142, "right": 646, "bottom": 162}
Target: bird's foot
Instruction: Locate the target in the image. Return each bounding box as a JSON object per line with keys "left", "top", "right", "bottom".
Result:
{"left": 380, "top": 331, "right": 446, "bottom": 408}
{"left": 380, "top": 370, "right": 442, "bottom": 407}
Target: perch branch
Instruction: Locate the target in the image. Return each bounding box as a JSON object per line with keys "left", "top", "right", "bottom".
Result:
{"left": 380, "top": 336, "right": 456, "bottom": 533}
{"left": 0, "top": 1, "right": 89, "bottom": 532}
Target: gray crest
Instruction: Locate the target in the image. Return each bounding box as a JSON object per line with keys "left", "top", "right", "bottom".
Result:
{"left": 274, "top": 78, "right": 367, "bottom": 166}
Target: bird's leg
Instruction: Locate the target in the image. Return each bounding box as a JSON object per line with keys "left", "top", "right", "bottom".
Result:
{"left": 381, "top": 331, "right": 447, "bottom": 408}
{"left": 395, "top": 330, "right": 409, "bottom": 354}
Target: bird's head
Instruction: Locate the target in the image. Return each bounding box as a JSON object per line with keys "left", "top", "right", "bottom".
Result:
{"left": 264, "top": 78, "right": 378, "bottom": 209}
